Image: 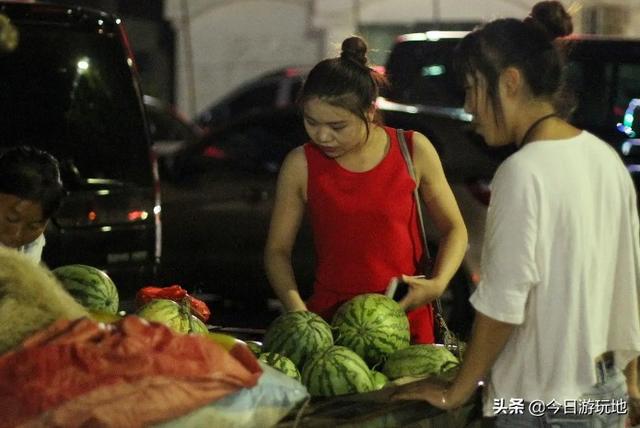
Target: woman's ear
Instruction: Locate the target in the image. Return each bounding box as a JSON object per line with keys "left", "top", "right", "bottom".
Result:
{"left": 500, "top": 66, "right": 523, "bottom": 98}
{"left": 367, "top": 103, "right": 376, "bottom": 122}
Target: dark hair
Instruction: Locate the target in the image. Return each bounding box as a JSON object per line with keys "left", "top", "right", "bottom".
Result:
{"left": 298, "top": 36, "right": 387, "bottom": 138}
{"left": 453, "top": 1, "right": 573, "bottom": 123}
{"left": 0, "top": 146, "right": 66, "bottom": 218}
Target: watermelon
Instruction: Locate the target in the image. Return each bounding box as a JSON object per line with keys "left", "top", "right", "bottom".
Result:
{"left": 89, "top": 310, "right": 122, "bottom": 324}
{"left": 382, "top": 344, "right": 459, "bottom": 380}
{"left": 332, "top": 293, "right": 410, "bottom": 367}
{"left": 245, "top": 340, "right": 262, "bottom": 356}
{"left": 371, "top": 370, "right": 389, "bottom": 390}
{"left": 258, "top": 352, "right": 301, "bottom": 381}
{"left": 53, "top": 264, "right": 119, "bottom": 314}
{"left": 301, "top": 345, "right": 375, "bottom": 397}
{"left": 262, "top": 310, "right": 333, "bottom": 368}
{"left": 136, "top": 298, "right": 208, "bottom": 334}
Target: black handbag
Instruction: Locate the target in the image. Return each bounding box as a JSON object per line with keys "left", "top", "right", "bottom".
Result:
{"left": 396, "top": 128, "right": 461, "bottom": 355}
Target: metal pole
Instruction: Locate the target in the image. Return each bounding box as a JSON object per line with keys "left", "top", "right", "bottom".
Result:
{"left": 180, "top": 0, "right": 197, "bottom": 116}
{"left": 432, "top": 0, "right": 440, "bottom": 29}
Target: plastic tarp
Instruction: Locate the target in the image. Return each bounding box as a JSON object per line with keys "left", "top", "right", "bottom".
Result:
{"left": 0, "top": 316, "right": 262, "bottom": 427}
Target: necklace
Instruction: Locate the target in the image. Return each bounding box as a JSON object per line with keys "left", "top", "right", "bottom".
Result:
{"left": 519, "top": 113, "right": 556, "bottom": 147}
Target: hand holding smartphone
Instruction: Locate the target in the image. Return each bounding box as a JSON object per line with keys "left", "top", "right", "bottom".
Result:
{"left": 385, "top": 275, "right": 426, "bottom": 302}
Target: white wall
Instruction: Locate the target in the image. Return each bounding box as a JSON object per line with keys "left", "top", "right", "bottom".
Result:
{"left": 165, "top": 0, "right": 322, "bottom": 116}
{"left": 359, "top": 0, "right": 573, "bottom": 24}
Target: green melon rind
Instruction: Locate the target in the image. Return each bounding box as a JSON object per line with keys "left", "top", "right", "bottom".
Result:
{"left": 53, "top": 264, "right": 119, "bottom": 314}
{"left": 258, "top": 352, "right": 301, "bottom": 381}
{"left": 262, "top": 310, "right": 334, "bottom": 368}
{"left": 371, "top": 370, "right": 389, "bottom": 390}
{"left": 136, "top": 298, "right": 206, "bottom": 334}
{"left": 332, "top": 293, "right": 410, "bottom": 367}
{"left": 382, "top": 344, "right": 459, "bottom": 380}
{"left": 301, "top": 345, "right": 375, "bottom": 397}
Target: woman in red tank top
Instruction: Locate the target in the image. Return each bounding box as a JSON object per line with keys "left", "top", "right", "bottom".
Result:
{"left": 264, "top": 36, "right": 468, "bottom": 344}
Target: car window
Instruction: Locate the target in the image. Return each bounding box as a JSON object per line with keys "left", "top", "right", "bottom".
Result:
{"left": 228, "top": 81, "right": 279, "bottom": 116}
{"left": 146, "top": 106, "right": 195, "bottom": 142}
{"left": 614, "top": 64, "right": 640, "bottom": 122}
{"left": 384, "top": 39, "right": 464, "bottom": 106}
{"left": 566, "top": 60, "right": 640, "bottom": 134}
{"left": 565, "top": 61, "right": 615, "bottom": 128}
{"left": 0, "top": 20, "right": 152, "bottom": 186}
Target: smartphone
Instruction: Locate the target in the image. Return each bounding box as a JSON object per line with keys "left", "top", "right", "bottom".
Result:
{"left": 385, "top": 277, "right": 410, "bottom": 302}
{"left": 385, "top": 275, "right": 426, "bottom": 302}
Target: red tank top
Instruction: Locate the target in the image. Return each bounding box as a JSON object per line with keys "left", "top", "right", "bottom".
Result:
{"left": 304, "top": 126, "right": 434, "bottom": 343}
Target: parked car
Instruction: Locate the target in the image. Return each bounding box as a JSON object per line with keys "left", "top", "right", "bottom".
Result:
{"left": 144, "top": 95, "right": 204, "bottom": 180}
{"left": 379, "top": 31, "right": 640, "bottom": 335}
{"left": 0, "top": 1, "right": 161, "bottom": 296}
{"left": 195, "top": 66, "right": 309, "bottom": 132}
{"left": 159, "top": 67, "right": 314, "bottom": 307}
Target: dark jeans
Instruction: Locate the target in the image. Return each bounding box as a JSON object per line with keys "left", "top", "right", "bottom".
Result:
{"left": 494, "top": 367, "right": 628, "bottom": 428}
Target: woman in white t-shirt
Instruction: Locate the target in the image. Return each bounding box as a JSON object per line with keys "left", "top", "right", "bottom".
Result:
{"left": 0, "top": 146, "right": 66, "bottom": 263}
{"left": 392, "top": 1, "right": 640, "bottom": 426}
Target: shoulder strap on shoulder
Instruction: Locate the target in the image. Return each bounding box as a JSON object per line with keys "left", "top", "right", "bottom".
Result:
{"left": 396, "top": 128, "right": 417, "bottom": 183}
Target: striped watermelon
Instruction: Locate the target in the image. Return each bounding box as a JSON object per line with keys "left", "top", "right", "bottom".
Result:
{"left": 258, "top": 352, "right": 301, "bottom": 381}
{"left": 245, "top": 340, "right": 262, "bottom": 356}
{"left": 136, "top": 298, "right": 208, "bottom": 334}
{"left": 301, "top": 345, "right": 375, "bottom": 397}
{"left": 53, "top": 264, "right": 119, "bottom": 314}
{"left": 332, "top": 293, "right": 410, "bottom": 367}
{"left": 382, "top": 344, "right": 459, "bottom": 380}
{"left": 262, "top": 310, "right": 333, "bottom": 368}
{"left": 371, "top": 370, "right": 389, "bottom": 390}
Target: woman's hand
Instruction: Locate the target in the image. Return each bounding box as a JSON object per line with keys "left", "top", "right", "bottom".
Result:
{"left": 397, "top": 274, "right": 446, "bottom": 311}
{"left": 391, "top": 378, "right": 464, "bottom": 410}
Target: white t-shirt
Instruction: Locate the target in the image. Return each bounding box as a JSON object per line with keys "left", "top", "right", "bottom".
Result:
{"left": 470, "top": 131, "right": 640, "bottom": 416}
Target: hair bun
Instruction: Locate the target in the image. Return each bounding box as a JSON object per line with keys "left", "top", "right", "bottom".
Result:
{"left": 525, "top": 1, "right": 573, "bottom": 40}
{"left": 340, "top": 36, "right": 369, "bottom": 67}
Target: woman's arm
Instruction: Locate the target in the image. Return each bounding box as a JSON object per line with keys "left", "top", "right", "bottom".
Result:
{"left": 399, "top": 132, "right": 468, "bottom": 310}
{"left": 392, "top": 311, "right": 515, "bottom": 408}
{"left": 264, "top": 147, "right": 308, "bottom": 312}
{"left": 626, "top": 358, "right": 640, "bottom": 425}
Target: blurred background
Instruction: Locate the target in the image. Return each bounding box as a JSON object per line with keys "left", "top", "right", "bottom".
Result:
{"left": 7, "top": 0, "right": 640, "bottom": 332}
{"left": 39, "top": 0, "right": 640, "bottom": 116}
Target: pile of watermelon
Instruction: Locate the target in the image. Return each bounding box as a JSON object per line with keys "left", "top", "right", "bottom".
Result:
{"left": 52, "top": 264, "right": 212, "bottom": 336}
{"left": 53, "top": 266, "right": 460, "bottom": 398}
{"left": 258, "top": 293, "right": 461, "bottom": 397}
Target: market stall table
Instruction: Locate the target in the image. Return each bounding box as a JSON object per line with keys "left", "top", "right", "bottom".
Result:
{"left": 276, "top": 379, "right": 483, "bottom": 428}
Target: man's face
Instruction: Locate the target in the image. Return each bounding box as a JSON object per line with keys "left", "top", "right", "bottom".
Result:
{"left": 0, "top": 193, "right": 47, "bottom": 248}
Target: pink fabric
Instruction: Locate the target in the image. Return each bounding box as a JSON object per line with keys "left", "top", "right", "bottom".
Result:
{"left": 0, "top": 316, "right": 262, "bottom": 428}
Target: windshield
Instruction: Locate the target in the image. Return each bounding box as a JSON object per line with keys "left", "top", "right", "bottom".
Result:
{"left": 0, "top": 18, "right": 152, "bottom": 187}
{"left": 383, "top": 39, "right": 465, "bottom": 106}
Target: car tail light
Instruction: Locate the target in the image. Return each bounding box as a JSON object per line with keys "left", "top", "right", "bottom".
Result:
{"left": 203, "top": 145, "right": 226, "bottom": 159}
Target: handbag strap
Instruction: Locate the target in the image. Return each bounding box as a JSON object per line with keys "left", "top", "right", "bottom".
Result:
{"left": 396, "top": 128, "right": 458, "bottom": 348}
{"left": 396, "top": 128, "right": 431, "bottom": 268}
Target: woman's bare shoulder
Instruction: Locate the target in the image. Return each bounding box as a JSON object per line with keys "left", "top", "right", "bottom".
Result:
{"left": 410, "top": 131, "right": 441, "bottom": 163}
{"left": 281, "top": 145, "right": 308, "bottom": 174}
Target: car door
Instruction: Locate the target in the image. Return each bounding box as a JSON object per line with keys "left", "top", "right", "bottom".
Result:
{"left": 160, "top": 120, "right": 314, "bottom": 302}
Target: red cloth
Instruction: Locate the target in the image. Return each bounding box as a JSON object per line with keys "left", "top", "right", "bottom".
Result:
{"left": 0, "top": 316, "right": 262, "bottom": 428}
{"left": 305, "top": 126, "right": 434, "bottom": 344}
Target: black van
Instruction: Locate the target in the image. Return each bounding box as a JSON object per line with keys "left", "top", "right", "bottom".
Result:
{"left": 0, "top": 2, "right": 161, "bottom": 296}
{"left": 380, "top": 31, "right": 640, "bottom": 181}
